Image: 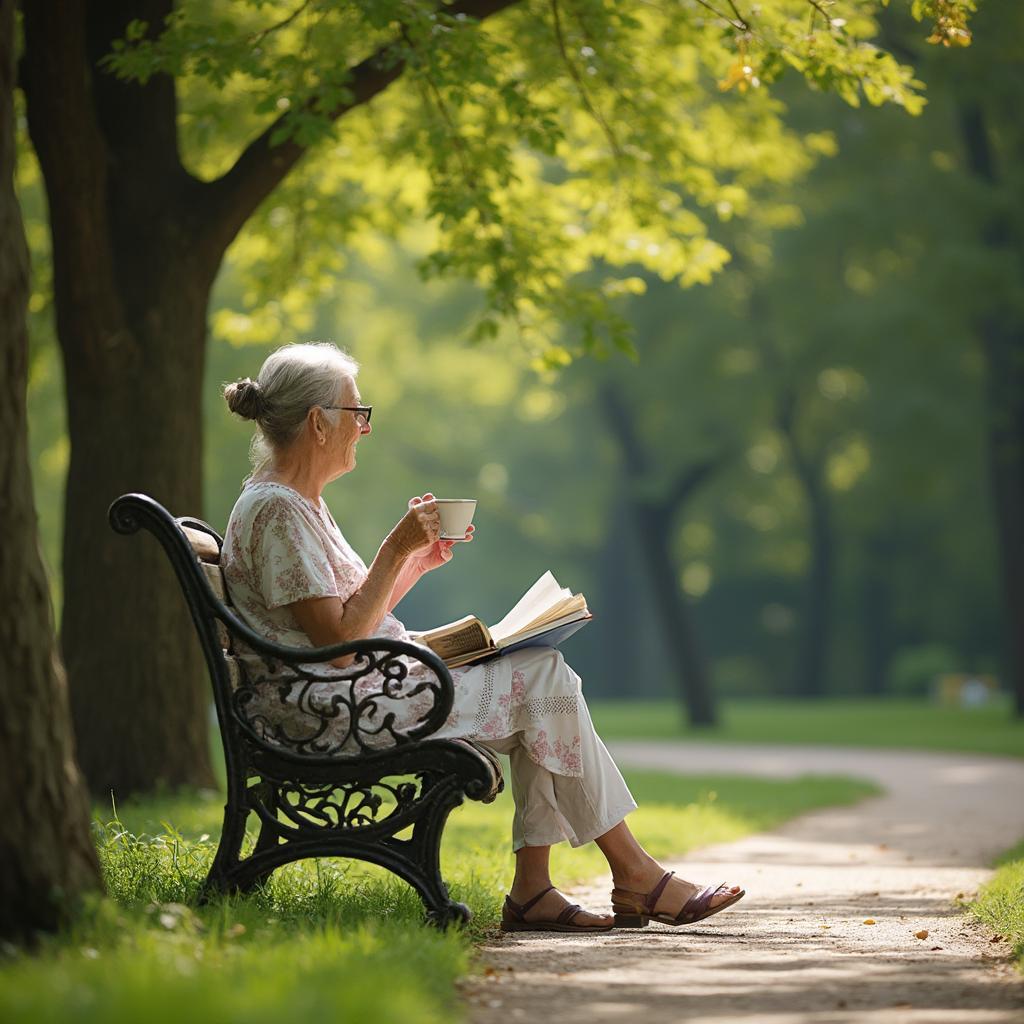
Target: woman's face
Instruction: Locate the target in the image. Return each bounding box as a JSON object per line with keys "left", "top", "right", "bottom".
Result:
{"left": 330, "top": 375, "right": 371, "bottom": 476}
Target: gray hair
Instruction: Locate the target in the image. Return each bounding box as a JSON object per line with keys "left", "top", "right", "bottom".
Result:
{"left": 224, "top": 342, "right": 359, "bottom": 475}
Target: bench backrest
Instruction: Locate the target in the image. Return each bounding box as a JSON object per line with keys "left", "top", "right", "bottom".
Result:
{"left": 109, "top": 493, "right": 457, "bottom": 762}
{"left": 178, "top": 521, "right": 247, "bottom": 695}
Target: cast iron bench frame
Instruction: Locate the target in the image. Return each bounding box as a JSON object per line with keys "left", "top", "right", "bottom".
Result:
{"left": 109, "top": 492, "right": 502, "bottom": 927}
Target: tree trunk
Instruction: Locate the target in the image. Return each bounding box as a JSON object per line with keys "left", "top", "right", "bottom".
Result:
{"left": 0, "top": 0, "right": 101, "bottom": 938}
{"left": 59, "top": 285, "right": 217, "bottom": 796}
{"left": 958, "top": 101, "right": 1024, "bottom": 718}
{"left": 632, "top": 500, "right": 718, "bottom": 727}
{"left": 861, "top": 537, "right": 892, "bottom": 697}
{"left": 793, "top": 475, "right": 833, "bottom": 698}
{"left": 776, "top": 394, "right": 833, "bottom": 700}
{"left": 599, "top": 387, "right": 720, "bottom": 726}
{"left": 22, "top": 1, "right": 218, "bottom": 795}
{"left": 979, "top": 318, "right": 1024, "bottom": 716}
{"left": 597, "top": 494, "right": 644, "bottom": 698}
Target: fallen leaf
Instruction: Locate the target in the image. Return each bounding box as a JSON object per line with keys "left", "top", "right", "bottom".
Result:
{"left": 915, "top": 930, "right": 929, "bottom": 939}
{"left": 863, "top": 918, "right": 876, "bottom": 925}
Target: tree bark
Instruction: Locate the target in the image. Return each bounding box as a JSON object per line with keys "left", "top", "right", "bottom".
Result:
{"left": 0, "top": 0, "right": 101, "bottom": 939}
{"left": 21, "top": 0, "right": 220, "bottom": 795}
{"left": 958, "top": 101, "right": 1024, "bottom": 717}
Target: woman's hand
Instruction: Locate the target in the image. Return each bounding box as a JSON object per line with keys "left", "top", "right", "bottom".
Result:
{"left": 384, "top": 493, "right": 442, "bottom": 561}
{"left": 402, "top": 494, "right": 475, "bottom": 574}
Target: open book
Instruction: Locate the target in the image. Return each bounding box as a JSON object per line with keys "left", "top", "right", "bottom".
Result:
{"left": 413, "top": 571, "right": 592, "bottom": 669}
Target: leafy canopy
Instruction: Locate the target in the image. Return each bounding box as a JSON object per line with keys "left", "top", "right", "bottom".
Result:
{"left": 102, "top": 0, "right": 975, "bottom": 364}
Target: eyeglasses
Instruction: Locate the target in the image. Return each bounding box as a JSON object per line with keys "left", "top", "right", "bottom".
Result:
{"left": 323, "top": 405, "right": 372, "bottom": 425}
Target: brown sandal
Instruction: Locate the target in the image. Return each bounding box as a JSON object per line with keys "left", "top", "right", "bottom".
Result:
{"left": 611, "top": 871, "right": 745, "bottom": 928}
{"left": 501, "top": 886, "right": 614, "bottom": 933}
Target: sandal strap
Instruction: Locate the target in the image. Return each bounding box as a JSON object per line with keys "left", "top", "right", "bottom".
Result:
{"left": 504, "top": 885, "right": 556, "bottom": 921}
{"left": 644, "top": 871, "right": 675, "bottom": 915}
{"left": 676, "top": 882, "right": 724, "bottom": 923}
{"left": 556, "top": 903, "right": 582, "bottom": 925}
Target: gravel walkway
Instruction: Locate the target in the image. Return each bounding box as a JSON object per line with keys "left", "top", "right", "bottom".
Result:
{"left": 465, "top": 742, "right": 1024, "bottom": 1024}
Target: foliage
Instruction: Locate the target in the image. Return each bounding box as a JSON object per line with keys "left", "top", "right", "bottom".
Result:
{"left": 0, "top": 769, "right": 876, "bottom": 1020}
{"left": 589, "top": 697, "right": 1024, "bottom": 757}
{"left": 93, "top": 0, "right": 973, "bottom": 360}
{"left": 971, "top": 839, "right": 1024, "bottom": 971}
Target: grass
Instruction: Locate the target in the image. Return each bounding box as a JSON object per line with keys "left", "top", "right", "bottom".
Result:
{"left": 0, "top": 769, "right": 876, "bottom": 1023}
{"left": 971, "top": 839, "right": 1024, "bottom": 971}
{"left": 590, "top": 698, "right": 1024, "bottom": 758}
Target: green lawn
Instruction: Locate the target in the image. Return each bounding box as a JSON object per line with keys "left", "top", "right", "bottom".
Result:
{"left": 971, "top": 840, "right": 1024, "bottom": 972}
{"left": 0, "top": 769, "right": 876, "bottom": 1023}
{"left": 590, "top": 698, "right": 1024, "bottom": 758}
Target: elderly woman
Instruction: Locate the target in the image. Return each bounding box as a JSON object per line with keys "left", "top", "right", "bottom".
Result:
{"left": 221, "top": 342, "right": 743, "bottom": 932}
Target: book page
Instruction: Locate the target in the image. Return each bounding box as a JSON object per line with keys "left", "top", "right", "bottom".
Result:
{"left": 495, "top": 609, "right": 592, "bottom": 649}
{"left": 489, "top": 571, "right": 572, "bottom": 644}
{"left": 521, "top": 592, "right": 588, "bottom": 633}
{"left": 418, "top": 616, "right": 493, "bottom": 663}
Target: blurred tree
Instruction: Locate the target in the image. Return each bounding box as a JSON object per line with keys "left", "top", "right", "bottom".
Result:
{"left": 0, "top": 0, "right": 100, "bottom": 941}
{"left": 947, "top": 1, "right": 1024, "bottom": 716}
{"left": 17, "top": 0, "right": 976, "bottom": 793}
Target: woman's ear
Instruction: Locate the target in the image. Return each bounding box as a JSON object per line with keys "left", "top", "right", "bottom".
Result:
{"left": 308, "top": 406, "right": 327, "bottom": 445}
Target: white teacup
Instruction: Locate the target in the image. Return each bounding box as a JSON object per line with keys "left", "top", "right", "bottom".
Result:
{"left": 435, "top": 498, "right": 477, "bottom": 540}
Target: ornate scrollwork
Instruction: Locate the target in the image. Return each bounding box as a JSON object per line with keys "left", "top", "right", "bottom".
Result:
{"left": 251, "top": 775, "right": 424, "bottom": 835}
{"left": 232, "top": 645, "right": 449, "bottom": 757}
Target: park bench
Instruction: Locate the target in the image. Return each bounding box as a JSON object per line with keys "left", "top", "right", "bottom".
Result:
{"left": 108, "top": 492, "right": 503, "bottom": 926}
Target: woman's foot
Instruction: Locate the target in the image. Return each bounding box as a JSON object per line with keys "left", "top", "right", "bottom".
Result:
{"left": 502, "top": 885, "right": 614, "bottom": 932}
{"left": 611, "top": 862, "right": 743, "bottom": 925}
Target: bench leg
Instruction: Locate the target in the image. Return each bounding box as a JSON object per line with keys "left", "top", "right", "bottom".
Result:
{"left": 199, "top": 784, "right": 271, "bottom": 900}
{"left": 199, "top": 775, "right": 474, "bottom": 927}
{"left": 380, "top": 774, "right": 472, "bottom": 929}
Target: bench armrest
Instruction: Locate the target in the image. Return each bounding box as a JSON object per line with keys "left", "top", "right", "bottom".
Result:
{"left": 230, "top": 632, "right": 455, "bottom": 752}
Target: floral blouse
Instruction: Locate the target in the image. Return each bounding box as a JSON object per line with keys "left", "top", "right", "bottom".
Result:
{"left": 220, "top": 481, "right": 585, "bottom": 777}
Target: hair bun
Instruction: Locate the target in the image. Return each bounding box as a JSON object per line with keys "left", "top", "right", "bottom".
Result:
{"left": 224, "top": 377, "right": 264, "bottom": 420}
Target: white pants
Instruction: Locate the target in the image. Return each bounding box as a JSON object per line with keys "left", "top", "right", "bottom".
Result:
{"left": 472, "top": 648, "right": 637, "bottom": 851}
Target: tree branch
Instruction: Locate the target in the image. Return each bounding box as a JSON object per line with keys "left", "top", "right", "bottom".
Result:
{"left": 200, "top": 0, "right": 523, "bottom": 256}
{"left": 550, "top": 0, "right": 622, "bottom": 162}
{"left": 602, "top": 383, "right": 729, "bottom": 509}
{"left": 248, "top": 0, "right": 314, "bottom": 47}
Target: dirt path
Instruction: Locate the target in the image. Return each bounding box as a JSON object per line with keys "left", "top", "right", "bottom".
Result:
{"left": 465, "top": 742, "right": 1024, "bottom": 1024}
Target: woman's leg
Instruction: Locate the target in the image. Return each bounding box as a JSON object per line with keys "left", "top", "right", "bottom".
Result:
{"left": 594, "top": 820, "right": 743, "bottom": 915}
{"left": 485, "top": 741, "right": 612, "bottom": 927}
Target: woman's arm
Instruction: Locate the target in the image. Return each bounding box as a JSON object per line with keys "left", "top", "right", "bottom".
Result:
{"left": 288, "top": 498, "right": 441, "bottom": 666}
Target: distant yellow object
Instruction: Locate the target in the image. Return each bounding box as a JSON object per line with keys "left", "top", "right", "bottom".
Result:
{"left": 936, "top": 674, "right": 999, "bottom": 707}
